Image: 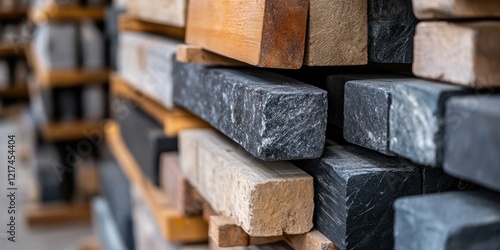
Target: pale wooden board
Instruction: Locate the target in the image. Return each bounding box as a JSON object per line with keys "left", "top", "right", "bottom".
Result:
{"left": 304, "top": 0, "right": 367, "bottom": 66}
{"left": 185, "top": 0, "right": 308, "bottom": 69}
{"left": 29, "top": 5, "right": 105, "bottom": 23}
{"left": 176, "top": 44, "right": 247, "bottom": 66}
{"left": 126, "top": 0, "right": 187, "bottom": 28}
{"left": 119, "top": 14, "right": 185, "bottom": 41}
{"left": 413, "top": 0, "right": 500, "bottom": 19}
{"left": 413, "top": 21, "right": 500, "bottom": 87}
{"left": 179, "top": 129, "right": 314, "bottom": 237}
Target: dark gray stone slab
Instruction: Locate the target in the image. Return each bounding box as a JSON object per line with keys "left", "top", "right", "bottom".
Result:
{"left": 368, "top": 0, "right": 418, "bottom": 63}
{"left": 55, "top": 88, "right": 81, "bottom": 121}
{"left": 389, "top": 79, "right": 468, "bottom": 167}
{"left": 80, "top": 20, "right": 105, "bottom": 70}
{"left": 394, "top": 191, "right": 500, "bottom": 250}
{"left": 294, "top": 145, "right": 421, "bottom": 250}
{"left": 344, "top": 79, "right": 393, "bottom": 155}
{"left": 420, "top": 167, "right": 473, "bottom": 194}
{"left": 34, "top": 23, "right": 77, "bottom": 70}
{"left": 444, "top": 96, "right": 500, "bottom": 192}
{"left": 174, "top": 62, "right": 328, "bottom": 161}
{"left": 36, "top": 145, "right": 62, "bottom": 203}
{"left": 82, "top": 85, "right": 107, "bottom": 121}
{"left": 92, "top": 198, "right": 128, "bottom": 250}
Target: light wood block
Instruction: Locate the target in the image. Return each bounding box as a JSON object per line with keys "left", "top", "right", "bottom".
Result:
{"left": 111, "top": 74, "right": 209, "bottom": 136}
{"left": 119, "top": 14, "right": 185, "bottom": 41}
{"left": 413, "top": 0, "right": 500, "bottom": 20}
{"left": 304, "top": 0, "right": 367, "bottom": 66}
{"left": 176, "top": 44, "right": 246, "bottom": 66}
{"left": 40, "top": 120, "right": 103, "bottom": 142}
{"left": 180, "top": 129, "right": 314, "bottom": 237}
{"left": 210, "top": 216, "right": 250, "bottom": 247}
{"left": 185, "top": 0, "right": 308, "bottom": 69}
{"left": 29, "top": 5, "right": 105, "bottom": 23}
{"left": 126, "top": 0, "right": 187, "bottom": 28}
{"left": 413, "top": 21, "right": 500, "bottom": 87}
{"left": 105, "top": 123, "right": 209, "bottom": 243}
{"left": 25, "top": 202, "right": 91, "bottom": 227}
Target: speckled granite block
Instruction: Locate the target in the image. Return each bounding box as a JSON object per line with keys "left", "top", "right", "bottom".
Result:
{"left": 394, "top": 191, "right": 500, "bottom": 250}
{"left": 173, "top": 63, "right": 328, "bottom": 161}
{"left": 444, "top": 96, "right": 500, "bottom": 192}
{"left": 294, "top": 145, "right": 421, "bottom": 250}
{"left": 389, "top": 79, "right": 468, "bottom": 167}
{"left": 368, "top": 0, "right": 418, "bottom": 63}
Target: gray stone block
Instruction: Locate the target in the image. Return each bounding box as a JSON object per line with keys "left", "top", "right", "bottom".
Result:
{"left": 389, "top": 79, "right": 468, "bottom": 167}
{"left": 34, "top": 23, "right": 77, "bottom": 70}
{"left": 92, "top": 197, "right": 128, "bottom": 250}
{"left": 444, "top": 96, "right": 500, "bottom": 192}
{"left": 174, "top": 63, "right": 328, "bottom": 161}
{"left": 368, "top": 0, "right": 418, "bottom": 63}
{"left": 80, "top": 21, "right": 105, "bottom": 70}
{"left": 294, "top": 145, "right": 421, "bottom": 250}
{"left": 0, "top": 60, "right": 9, "bottom": 88}
{"left": 82, "top": 85, "right": 106, "bottom": 121}
{"left": 394, "top": 191, "right": 500, "bottom": 250}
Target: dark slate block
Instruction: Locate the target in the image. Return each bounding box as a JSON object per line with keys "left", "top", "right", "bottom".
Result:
{"left": 36, "top": 145, "right": 62, "bottom": 203}
{"left": 389, "top": 79, "right": 468, "bottom": 167}
{"left": 294, "top": 145, "right": 421, "bottom": 250}
{"left": 444, "top": 96, "right": 500, "bottom": 192}
{"left": 174, "top": 62, "right": 328, "bottom": 161}
{"left": 344, "top": 79, "right": 393, "bottom": 155}
{"left": 420, "top": 166, "right": 473, "bottom": 194}
{"left": 394, "top": 191, "right": 500, "bottom": 250}
{"left": 113, "top": 98, "right": 177, "bottom": 186}
{"left": 368, "top": 0, "right": 418, "bottom": 63}
{"left": 55, "top": 88, "right": 82, "bottom": 121}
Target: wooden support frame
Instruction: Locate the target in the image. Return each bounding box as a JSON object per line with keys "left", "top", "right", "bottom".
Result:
{"left": 0, "top": 9, "right": 27, "bottom": 19}
{"left": 119, "top": 14, "right": 185, "bottom": 41}
{"left": 40, "top": 120, "right": 103, "bottom": 142}
{"left": 176, "top": 44, "right": 247, "bottom": 66}
{"left": 29, "top": 4, "right": 105, "bottom": 23}
{"left": 0, "top": 85, "right": 29, "bottom": 98}
{"left": 25, "top": 202, "right": 91, "bottom": 227}
{"left": 105, "top": 123, "right": 208, "bottom": 243}
{"left": 0, "top": 44, "right": 27, "bottom": 57}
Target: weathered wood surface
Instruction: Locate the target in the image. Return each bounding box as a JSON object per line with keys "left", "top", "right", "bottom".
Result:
{"left": 413, "top": 0, "right": 500, "bottom": 20}
{"left": 126, "top": 0, "right": 187, "bottom": 28}
{"left": 185, "top": 0, "right": 308, "bottom": 69}
{"left": 176, "top": 44, "right": 246, "bottom": 66}
{"left": 180, "top": 129, "right": 314, "bottom": 237}
{"left": 119, "top": 14, "right": 185, "bottom": 40}
{"left": 413, "top": 21, "right": 500, "bottom": 87}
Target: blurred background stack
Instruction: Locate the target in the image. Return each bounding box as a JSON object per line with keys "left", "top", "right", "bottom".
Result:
{"left": 0, "top": 0, "right": 499, "bottom": 250}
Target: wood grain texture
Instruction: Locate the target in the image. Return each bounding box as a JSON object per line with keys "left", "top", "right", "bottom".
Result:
{"left": 210, "top": 216, "right": 249, "bottom": 247}
{"left": 29, "top": 5, "right": 105, "bottom": 23}
{"left": 185, "top": 0, "right": 308, "bottom": 69}
{"left": 119, "top": 14, "right": 185, "bottom": 41}
{"left": 126, "top": 0, "right": 187, "bottom": 28}
{"left": 176, "top": 44, "right": 247, "bottom": 66}
{"left": 180, "top": 129, "right": 314, "bottom": 237}
{"left": 413, "top": 21, "right": 500, "bottom": 87}
{"left": 40, "top": 120, "right": 103, "bottom": 142}
{"left": 304, "top": 0, "right": 367, "bottom": 66}
{"left": 413, "top": 0, "right": 500, "bottom": 19}
{"left": 25, "top": 202, "right": 91, "bottom": 227}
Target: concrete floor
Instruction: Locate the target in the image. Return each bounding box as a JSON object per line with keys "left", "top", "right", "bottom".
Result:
{"left": 0, "top": 108, "right": 93, "bottom": 250}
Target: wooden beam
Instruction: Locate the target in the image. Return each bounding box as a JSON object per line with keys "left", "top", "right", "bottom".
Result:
{"left": 0, "top": 85, "right": 29, "bottom": 98}
{"left": 176, "top": 44, "right": 247, "bottom": 66}
{"left": 119, "top": 14, "right": 185, "bottom": 41}
{"left": 413, "top": 0, "right": 500, "bottom": 20}
{"left": 25, "top": 202, "right": 91, "bottom": 227}
{"left": 185, "top": 0, "right": 308, "bottom": 69}
{"left": 125, "top": 0, "right": 187, "bottom": 28}
{"left": 29, "top": 5, "right": 105, "bottom": 23}
{"left": 0, "top": 43, "right": 26, "bottom": 57}
{"left": 0, "top": 9, "right": 27, "bottom": 19}
{"left": 180, "top": 129, "right": 314, "bottom": 237}
{"left": 110, "top": 74, "right": 209, "bottom": 137}
{"left": 40, "top": 120, "right": 103, "bottom": 142}
{"left": 209, "top": 216, "right": 250, "bottom": 247}
{"left": 105, "top": 123, "right": 209, "bottom": 243}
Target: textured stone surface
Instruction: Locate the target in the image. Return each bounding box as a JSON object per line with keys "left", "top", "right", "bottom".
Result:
{"left": 174, "top": 62, "right": 328, "bottom": 160}
{"left": 344, "top": 79, "right": 393, "bottom": 155}
{"left": 420, "top": 166, "right": 472, "bottom": 194}
{"left": 294, "top": 145, "right": 421, "bottom": 250}
{"left": 368, "top": 0, "right": 418, "bottom": 63}
{"left": 92, "top": 197, "right": 128, "bottom": 250}
{"left": 34, "top": 23, "right": 77, "bottom": 70}
{"left": 180, "top": 129, "right": 314, "bottom": 237}
{"left": 444, "top": 96, "right": 500, "bottom": 192}
{"left": 80, "top": 21, "right": 105, "bottom": 70}
{"left": 394, "top": 191, "right": 500, "bottom": 250}
{"left": 113, "top": 98, "right": 177, "bottom": 186}
{"left": 389, "top": 79, "right": 468, "bottom": 167}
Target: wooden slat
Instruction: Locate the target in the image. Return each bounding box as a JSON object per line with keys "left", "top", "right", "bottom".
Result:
{"left": 0, "top": 9, "right": 27, "bottom": 19}
{"left": 126, "top": 0, "right": 187, "bottom": 28}
{"left": 185, "top": 0, "right": 308, "bottom": 69}
{"left": 79, "top": 236, "right": 102, "bottom": 250}
{"left": 0, "top": 85, "right": 29, "bottom": 98}
{"left": 119, "top": 14, "right": 185, "bottom": 41}
{"left": 0, "top": 43, "right": 26, "bottom": 56}
{"left": 29, "top": 46, "right": 109, "bottom": 87}
{"left": 111, "top": 74, "right": 208, "bottom": 136}
{"left": 25, "top": 202, "right": 91, "bottom": 227}
{"left": 105, "top": 123, "right": 209, "bottom": 243}
{"left": 29, "top": 5, "right": 105, "bottom": 23}
{"left": 40, "top": 120, "right": 103, "bottom": 142}
{"left": 413, "top": 0, "right": 500, "bottom": 20}
{"left": 176, "top": 44, "right": 247, "bottom": 66}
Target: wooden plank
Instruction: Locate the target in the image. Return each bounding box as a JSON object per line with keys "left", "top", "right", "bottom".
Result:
{"left": 111, "top": 74, "right": 209, "bottom": 137}
{"left": 29, "top": 5, "right": 105, "bottom": 23}
{"left": 413, "top": 0, "right": 500, "bottom": 20}
{"left": 185, "top": 0, "right": 308, "bottom": 69}
{"left": 176, "top": 44, "right": 247, "bottom": 66}
{"left": 0, "top": 84, "right": 29, "bottom": 98}
{"left": 0, "top": 43, "right": 26, "bottom": 56}
{"left": 25, "top": 202, "right": 91, "bottom": 227}
{"left": 210, "top": 216, "right": 250, "bottom": 247}
{"left": 40, "top": 120, "right": 103, "bottom": 142}
{"left": 180, "top": 129, "right": 314, "bottom": 237}
{"left": 126, "top": 0, "right": 187, "bottom": 28}
{"left": 413, "top": 21, "right": 500, "bottom": 87}
{"left": 285, "top": 231, "right": 338, "bottom": 250}
{"left": 0, "top": 9, "right": 27, "bottom": 19}
{"left": 119, "top": 14, "right": 185, "bottom": 41}
{"left": 105, "top": 123, "right": 209, "bottom": 243}
{"left": 304, "top": 0, "right": 367, "bottom": 66}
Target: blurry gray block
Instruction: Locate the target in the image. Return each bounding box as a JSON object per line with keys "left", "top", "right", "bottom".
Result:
{"left": 36, "top": 144, "right": 62, "bottom": 202}
{"left": 28, "top": 78, "right": 52, "bottom": 126}
{"left": 0, "top": 60, "right": 9, "bottom": 88}
{"left": 389, "top": 79, "right": 468, "bottom": 167}
{"left": 57, "top": 88, "right": 79, "bottom": 121}
{"left": 82, "top": 85, "right": 106, "bottom": 121}
{"left": 81, "top": 21, "right": 105, "bottom": 70}
{"left": 14, "top": 59, "right": 28, "bottom": 85}
{"left": 87, "top": 0, "right": 107, "bottom": 6}
{"left": 394, "top": 191, "right": 500, "bottom": 250}
{"left": 34, "top": 23, "right": 77, "bottom": 70}
{"left": 444, "top": 96, "right": 500, "bottom": 192}
{"left": 92, "top": 197, "right": 128, "bottom": 250}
